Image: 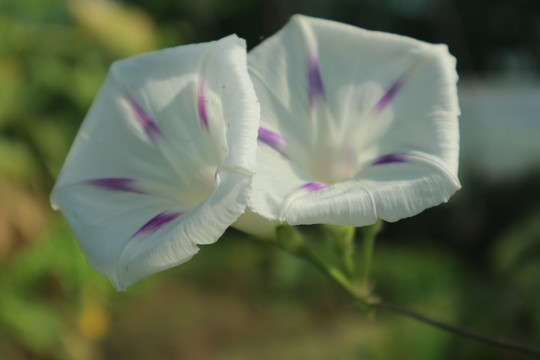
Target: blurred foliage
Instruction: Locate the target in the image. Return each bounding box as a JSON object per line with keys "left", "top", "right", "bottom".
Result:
{"left": 1, "top": 0, "right": 539, "bottom": 359}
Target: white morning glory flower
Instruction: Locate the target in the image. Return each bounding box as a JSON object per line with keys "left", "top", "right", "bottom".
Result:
{"left": 246, "top": 15, "right": 461, "bottom": 227}
{"left": 51, "top": 35, "right": 259, "bottom": 290}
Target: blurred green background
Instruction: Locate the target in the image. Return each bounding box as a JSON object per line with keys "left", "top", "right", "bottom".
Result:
{"left": 1, "top": 0, "right": 540, "bottom": 359}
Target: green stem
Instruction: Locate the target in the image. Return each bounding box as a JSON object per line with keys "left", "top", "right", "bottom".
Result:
{"left": 374, "top": 301, "right": 540, "bottom": 357}
{"left": 266, "top": 224, "right": 540, "bottom": 357}
{"left": 323, "top": 225, "right": 356, "bottom": 278}
{"left": 339, "top": 227, "right": 355, "bottom": 279}
{"left": 272, "top": 225, "right": 364, "bottom": 304}
{"left": 359, "top": 219, "right": 381, "bottom": 293}
{"left": 298, "top": 245, "right": 358, "bottom": 300}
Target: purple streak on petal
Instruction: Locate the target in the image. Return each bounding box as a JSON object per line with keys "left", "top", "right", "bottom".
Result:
{"left": 132, "top": 210, "right": 183, "bottom": 238}
{"left": 198, "top": 78, "right": 209, "bottom": 132}
{"left": 307, "top": 55, "right": 326, "bottom": 110}
{"left": 86, "top": 177, "right": 147, "bottom": 195}
{"left": 371, "top": 72, "right": 409, "bottom": 115}
{"left": 258, "top": 127, "right": 287, "bottom": 157}
{"left": 372, "top": 153, "right": 408, "bottom": 165}
{"left": 126, "top": 96, "right": 163, "bottom": 144}
{"left": 300, "top": 182, "right": 326, "bottom": 192}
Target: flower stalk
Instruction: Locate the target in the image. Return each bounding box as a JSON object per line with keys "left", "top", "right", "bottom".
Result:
{"left": 323, "top": 224, "right": 356, "bottom": 278}
{"left": 358, "top": 219, "right": 382, "bottom": 295}
{"left": 274, "top": 225, "right": 363, "bottom": 304}
{"left": 270, "top": 223, "right": 540, "bottom": 358}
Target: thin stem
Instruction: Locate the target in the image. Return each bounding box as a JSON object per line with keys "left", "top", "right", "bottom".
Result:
{"left": 360, "top": 234, "right": 374, "bottom": 293}
{"left": 271, "top": 225, "right": 364, "bottom": 304}
{"left": 359, "top": 219, "right": 381, "bottom": 293}
{"left": 299, "top": 245, "right": 359, "bottom": 300}
{"left": 324, "top": 225, "right": 355, "bottom": 278}
{"left": 374, "top": 301, "right": 540, "bottom": 357}
{"left": 339, "top": 233, "right": 355, "bottom": 279}
{"left": 266, "top": 225, "right": 540, "bottom": 357}
{"left": 342, "top": 245, "right": 355, "bottom": 279}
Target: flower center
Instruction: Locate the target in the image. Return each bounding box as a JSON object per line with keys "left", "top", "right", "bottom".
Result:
{"left": 178, "top": 166, "right": 218, "bottom": 208}
{"left": 302, "top": 108, "right": 365, "bottom": 184}
{"left": 306, "top": 142, "right": 362, "bottom": 184}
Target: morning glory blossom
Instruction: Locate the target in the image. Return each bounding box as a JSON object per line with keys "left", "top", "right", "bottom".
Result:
{"left": 245, "top": 15, "right": 461, "bottom": 228}
{"left": 51, "top": 35, "right": 259, "bottom": 290}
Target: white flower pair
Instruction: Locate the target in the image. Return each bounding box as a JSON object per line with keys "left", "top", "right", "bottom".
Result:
{"left": 51, "top": 15, "right": 461, "bottom": 290}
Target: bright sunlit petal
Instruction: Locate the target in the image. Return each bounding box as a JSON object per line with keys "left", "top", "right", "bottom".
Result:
{"left": 247, "top": 15, "right": 460, "bottom": 227}
{"left": 51, "top": 35, "right": 259, "bottom": 290}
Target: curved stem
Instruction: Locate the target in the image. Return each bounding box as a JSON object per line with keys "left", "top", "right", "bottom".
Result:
{"left": 357, "top": 219, "right": 381, "bottom": 292}
{"left": 373, "top": 301, "right": 540, "bottom": 357}
{"left": 323, "top": 224, "right": 355, "bottom": 278}
{"left": 266, "top": 225, "right": 540, "bottom": 358}
{"left": 298, "top": 244, "right": 359, "bottom": 301}
{"left": 360, "top": 229, "right": 374, "bottom": 293}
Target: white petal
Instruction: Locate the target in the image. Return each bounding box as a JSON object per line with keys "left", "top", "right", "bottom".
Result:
{"left": 351, "top": 153, "right": 460, "bottom": 222}
{"left": 282, "top": 153, "right": 460, "bottom": 225}
{"left": 248, "top": 143, "right": 311, "bottom": 222}
{"left": 247, "top": 15, "right": 460, "bottom": 226}
{"left": 51, "top": 35, "right": 258, "bottom": 290}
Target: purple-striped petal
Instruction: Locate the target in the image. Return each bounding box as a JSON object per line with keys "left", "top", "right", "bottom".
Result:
{"left": 258, "top": 127, "right": 287, "bottom": 157}
{"left": 197, "top": 78, "right": 209, "bottom": 132}
{"left": 307, "top": 55, "right": 326, "bottom": 109}
{"left": 126, "top": 96, "right": 163, "bottom": 144}
{"left": 371, "top": 61, "right": 421, "bottom": 116}
{"left": 371, "top": 73, "right": 408, "bottom": 115}
{"left": 300, "top": 182, "right": 326, "bottom": 192}
{"left": 279, "top": 181, "right": 327, "bottom": 222}
{"left": 86, "top": 177, "right": 147, "bottom": 195}
{"left": 132, "top": 210, "right": 183, "bottom": 238}
{"left": 245, "top": 15, "right": 461, "bottom": 228}
{"left": 372, "top": 153, "right": 408, "bottom": 165}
